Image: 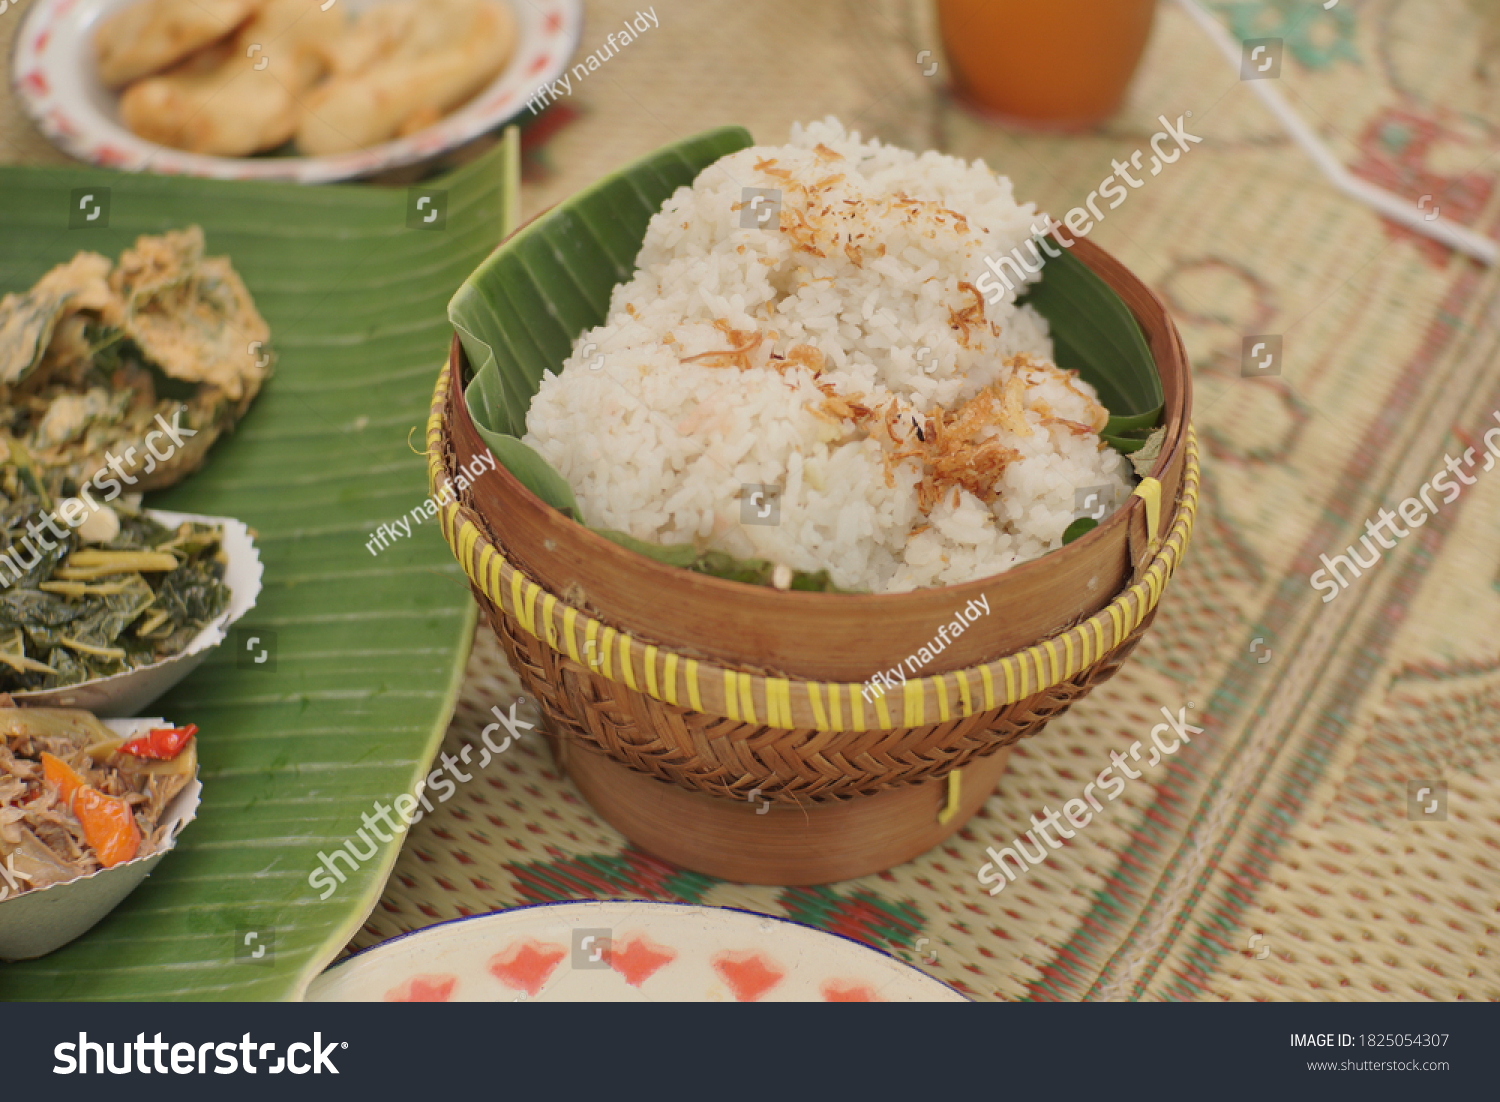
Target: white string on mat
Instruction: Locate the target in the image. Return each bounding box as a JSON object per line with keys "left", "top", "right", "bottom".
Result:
{"left": 1174, "top": 0, "right": 1498, "bottom": 267}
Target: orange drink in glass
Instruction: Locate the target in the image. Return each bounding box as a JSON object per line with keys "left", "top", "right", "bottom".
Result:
{"left": 937, "top": 0, "right": 1158, "bottom": 130}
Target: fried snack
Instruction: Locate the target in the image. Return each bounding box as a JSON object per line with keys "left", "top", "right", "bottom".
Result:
{"left": 94, "top": 0, "right": 266, "bottom": 88}
{"left": 0, "top": 227, "right": 270, "bottom": 492}
{"left": 117, "top": 0, "right": 339, "bottom": 156}
{"left": 231, "top": 0, "right": 343, "bottom": 92}
{"left": 109, "top": 226, "right": 269, "bottom": 411}
{"left": 395, "top": 105, "right": 445, "bottom": 138}
{"left": 0, "top": 254, "right": 117, "bottom": 385}
{"left": 315, "top": 1, "right": 420, "bottom": 78}
{"left": 117, "top": 41, "right": 300, "bottom": 158}
{"left": 296, "top": 0, "right": 515, "bottom": 156}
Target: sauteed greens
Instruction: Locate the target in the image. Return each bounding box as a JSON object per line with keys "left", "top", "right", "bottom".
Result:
{"left": 0, "top": 460, "right": 229, "bottom": 692}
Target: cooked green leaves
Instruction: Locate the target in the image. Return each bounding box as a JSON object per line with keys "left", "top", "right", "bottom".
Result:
{"left": 0, "top": 467, "right": 229, "bottom": 691}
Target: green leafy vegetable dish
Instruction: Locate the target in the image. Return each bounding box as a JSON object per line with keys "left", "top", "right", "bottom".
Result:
{"left": 0, "top": 459, "right": 229, "bottom": 692}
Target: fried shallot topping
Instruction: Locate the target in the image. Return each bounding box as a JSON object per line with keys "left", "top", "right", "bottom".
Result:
{"left": 679, "top": 319, "right": 766, "bottom": 370}
{"left": 887, "top": 384, "right": 1025, "bottom": 514}
{"left": 744, "top": 157, "right": 984, "bottom": 263}
{"left": 783, "top": 344, "right": 826, "bottom": 373}
{"left": 678, "top": 321, "right": 827, "bottom": 377}
{"left": 805, "top": 354, "right": 1111, "bottom": 516}
{"left": 1011, "top": 352, "right": 1110, "bottom": 433}
{"left": 811, "top": 381, "right": 873, "bottom": 422}
{"left": 948, "top": 281, "right": 986, "bottom": 349}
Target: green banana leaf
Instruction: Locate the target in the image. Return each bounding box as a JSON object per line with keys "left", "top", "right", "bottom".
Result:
{"left": 1061, "top": 518, "right": 1098, "bottom": 545}
{"left": 451, "top": 127, "right": 1163, "bottom": 588}
{"left": 1013, "top": 242, "right": 1164, "bottom": 451}
{"left": 595, "top": 529, "right": 845, "bottom": 593}
{"left": 0, "top": 133, "right": 518, "bottom": 1000}
{"left": 453, "top": 126, "right": 755, "bottom": 526}
{"left": 453, "top": 126, "right": 847, "bottom": 591}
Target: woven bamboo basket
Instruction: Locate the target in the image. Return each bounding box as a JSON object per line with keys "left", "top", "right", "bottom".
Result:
{"left": 429, "top": 234, "right": 1197, "bottom": 885}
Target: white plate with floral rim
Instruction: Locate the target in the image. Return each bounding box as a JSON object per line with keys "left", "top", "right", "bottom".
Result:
{"left": 11, "top": 0, "right": 581, "bottom": 182}
{"left": 307, "top": 901, "right": 967, "bottom": 1002}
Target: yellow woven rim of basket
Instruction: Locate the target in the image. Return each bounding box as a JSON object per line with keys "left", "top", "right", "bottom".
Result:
{"left": 429, "top": 362, "right": 1199, "bottom": 731}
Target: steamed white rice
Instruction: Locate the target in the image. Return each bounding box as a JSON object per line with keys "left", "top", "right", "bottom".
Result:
{"left": 523, "top": 118, "right": 1131, "bottom": 593}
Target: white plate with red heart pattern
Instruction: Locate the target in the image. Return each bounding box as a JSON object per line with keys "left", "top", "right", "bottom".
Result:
{"left": 308, "top": 900, "right": 966, "bottom": 1002}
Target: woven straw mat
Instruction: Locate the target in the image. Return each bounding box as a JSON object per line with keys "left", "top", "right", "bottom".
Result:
{"left": 3, "top": 0, "right": 1497, "bottom": 1001}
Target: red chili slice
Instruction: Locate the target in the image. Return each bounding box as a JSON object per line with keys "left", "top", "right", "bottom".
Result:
{"left": 119, "top": 724, "right": 198, "bottom": 761}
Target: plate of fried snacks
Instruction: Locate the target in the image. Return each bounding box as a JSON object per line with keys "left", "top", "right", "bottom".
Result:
{"left": 0, "top": 703, "right": 201, "bottom": 960}
{"left": 12, "top": 0, "right": 581, "bottom": 181}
